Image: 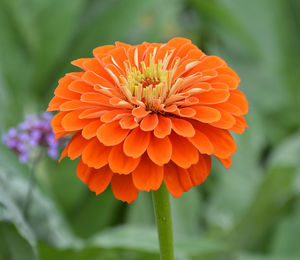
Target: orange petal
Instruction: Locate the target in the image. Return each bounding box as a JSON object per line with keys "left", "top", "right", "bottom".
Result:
{"left": 123, "top": 128, "right": 150, "bottom": 158}
{"left": 119, "top": 116, "right": 139, "bottom": 129}
{"left": 184, "top": 49, "right": 205, "bottom": 61}
{"left": 101, "top": 109, "right": 131, "bottom": 123}
{"left": 67, "top": 133, "right": 89, "bottom": 160}
{"left": 61, "top": 110, "right": 94, "bottom": 131}
{"left": 164, "top": 162, "right": 192, "bottom": 198}
{"left": 76, "top": 158, "right": 92, "bottom": 183}
{"left": 229, "top": 115, "right": 248, "bottom": 134}
{"left": 132, "top": 154, "right": 163, "bottom": 191}
{"left": 196, "top": 89, "right": 230, "bottom": 104}
{"left": 212, "top": 102, "right": 242, "bottom": 116}
{"left": 170, "top": 117, "right": 195, "bottom": 137}
{"left": 81, "top": 93, "right": 111, "bottom": 106}
{"left": 197, "top": 124, "right": 236, "bottom": 159}
{"left": 104, "top": 64, "right": 123, "bottom": 84}
{"left": 228, "top": 89, "right": 248, "bottom": 114}
{"left": 71, "top": 58, "right": 91, "bottom": 70}
{"left": 68, "top": 80, "right": 96, "bottom": 93}
{"left": 193, "top": 56, "right": 225, "bottom": 71}
{"left": 108, "top": 144, "right": 140, "bottom": 174}
{"left": 86, "top": 165, "right": 113, "bottom": 195}
{"left": 209, "top": 74, "right": 239, "bottom": 89}
{"left": 79, "top": 108, "right": 106, "bottom": 119}
{"left": 169, "top": 133, "right": 199, "bottom": 168}
{"left": 154, "top": 115, "right": 172, "bottom": 138}
{"left": 156, "top": 45, "right": 173, "bottom": 63}
{"left": 188, "top": 129, "right": 214, "bottom": 155}
{"left": 192, "top": 106, "right": 221, "bottom": 123}
{"left": 82, "top": 137, "right": 110, "bottom": 169}
{"left": 58, "top": 141, "right": 70, "bottom": 162}
{"left": 51, "top": 112, "right": 68, "bottom": 133}
{"left": 217, "top": 156, "right": 232, "bottom": 169}
{"left": 93, "top": 45, "right": 115, "bottom": 58}
{"left": 97, "top": 121, "right": 130, "bottom": 146}
{"left": 217, "top": 67, "right": 240, "bottom": 82}
{"left": 176, "top": 43, "right": 198, "bottom": 59}
{"left": 140, "top": 114, "right": 159, "bottom": 131}
{"left": 127, "top": 45, "right": 147, "bottom": 69}
{"left": 209, "top": 109, "right": 236, "bottom": 129}
{"left": 60, "top": 100, "right": 96, "bottom": 111}
{"left": 147, "top": 134, "right": 172, "bottom": 165}
{"left": 81, "top": 71, "right": 114, "bottom": 87}
{"left": 176, "top": 168, "right": 193, "bottom": 192}
{"left": 82, "top": 58, "right": 113, "bottom": 82}
{"left": 188, "top": 155, "right": 211, "bottom": 186}
{"left": 111, "top": 174, "right": 138, "bottom": 203}
{"left": 115, "top": 41, "right": 131, "bottom": 50}
{"left": 82, "top": 120, "right": 103, "bottom": 139}
{"left": 109, "top": 97, "right": 133, "bottom": 109}
{"left": 55, "top": 131, "right": 67, "bottom": 140}
{"left": 48, "top": 96, "right": 68, "bottom": 111}
{"left": 132, "top": 106, "right": 150, "bottom": 118}
{"left": 177, "top": 107, "right": 196, "bottom": 118}
{"left": 54, "top": 76, "right": 81, "bottom": 100}
{"left": 107, "top": 47, "right": 128, "bottom": 71}
{"left": 167, "top": 37, "right": 191, "bottom": 51}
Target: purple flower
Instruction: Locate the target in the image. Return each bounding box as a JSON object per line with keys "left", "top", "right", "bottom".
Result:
{"left": 2, "top": 112, "right": 66, "bottom": 163}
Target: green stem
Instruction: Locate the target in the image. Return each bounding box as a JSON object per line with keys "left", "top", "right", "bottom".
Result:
{"left": 23, "top": 150, "right": 44, "bottom": 218}
{"left": 152, "top": 183, "right": 174, "bottom": 260}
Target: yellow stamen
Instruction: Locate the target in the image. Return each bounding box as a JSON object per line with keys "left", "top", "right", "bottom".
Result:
{"left": 121, "top": 54, "right": 182, "bottom": 110}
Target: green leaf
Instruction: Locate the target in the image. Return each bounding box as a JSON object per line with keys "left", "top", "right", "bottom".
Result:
{"left": 31, "top": 0, "right": 86, "bottom": 96}
{"left": 190, "top": 0, "right": 258, "bottom": 56}
{"left": 0, "top": 145, "right": 83, "bottom": 250}
{"left": 229, "top": 166, "right": 297, "bottom": 251}
{"left": 268, "top": 131, "right": 300, "bottom": 169}
{"left": 171, "top": 188, "right": 203, "bottom": 236}
{"left": 126, "top": 192, "right": 155, "bottom": 227}
{"left": 70, "top": 187, "right": 120, "bottom": 238}
{"left": 0, "top": 173, "right": 37, "bottom": 260}
{"left": 89, "top": 225, "right": 227, "bottom": 258}
{"left": 0, "top": 224, "right": 37, "bottom": 260}
{"left": 236, "top": 252, "right": 299, "bottom": 260}
{"left": 127, "top": 187, "right": 203, "bottom": 236}
{"left": 269, "top": 199, "right": 300, "bottom": 256}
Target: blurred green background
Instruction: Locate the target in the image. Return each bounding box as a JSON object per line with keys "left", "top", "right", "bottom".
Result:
{"left": 1, "top": 0, "right": 300, "bottom": 259}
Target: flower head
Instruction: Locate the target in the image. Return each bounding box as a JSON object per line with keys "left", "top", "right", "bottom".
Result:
{"left": 47, "top": 37, "right": 248, "bottom": 203}
{"left": 2, "top": 112, "right": 64, "bottom": 162}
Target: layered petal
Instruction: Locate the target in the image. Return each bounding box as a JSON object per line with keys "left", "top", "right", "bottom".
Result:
{"left": 108, "top": 144, "right": 140, "bottom": 174}
{"left": 97, "top": 121, "right": 130, "bottom": 146}
{"left": 169, "top": 133, "right": 199, "bottom": 168}
{"left": 123, "top": 127, "right": 150, "bottom": 158}
{"left": 132, "top": 154, "right": 164, "bottom": 191}
{"left": 111, "top": 174, "right": 139, "bottom": 203}
{"left": 147, "top": 134, "right": 172, "bottom": 165}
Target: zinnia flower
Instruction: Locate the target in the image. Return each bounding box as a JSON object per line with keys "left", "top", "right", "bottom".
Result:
{"left": 47, "top": 37, "right": 248, "bottom": 203}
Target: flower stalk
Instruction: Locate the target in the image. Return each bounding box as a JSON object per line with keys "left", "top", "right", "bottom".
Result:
{"left": 152, "top": 183, "right": 174, "bottom": 260}
{"left": 23, "top": 150, "right": 44, "bottom": 218}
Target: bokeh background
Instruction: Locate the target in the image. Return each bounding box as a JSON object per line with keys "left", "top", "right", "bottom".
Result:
{"left": 1, "top": 0, "right": 300, "bottom": 259}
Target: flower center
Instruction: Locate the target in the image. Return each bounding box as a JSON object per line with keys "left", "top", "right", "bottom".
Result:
{"left": 120, "top": 54, "right": 181, "bottom": 111}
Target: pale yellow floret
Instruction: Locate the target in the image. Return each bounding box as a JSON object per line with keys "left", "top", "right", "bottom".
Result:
{"left": 120, "top": 53, "right": 182, "bottom": 110}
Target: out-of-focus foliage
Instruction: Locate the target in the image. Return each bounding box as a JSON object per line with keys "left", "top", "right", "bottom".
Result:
{"left": 0, "top": 0, "right": 300, "bottom": 259}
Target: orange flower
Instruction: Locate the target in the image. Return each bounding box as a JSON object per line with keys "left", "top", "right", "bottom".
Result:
{"left": 47, "top": 37, "right": 248, "bottom": 203}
